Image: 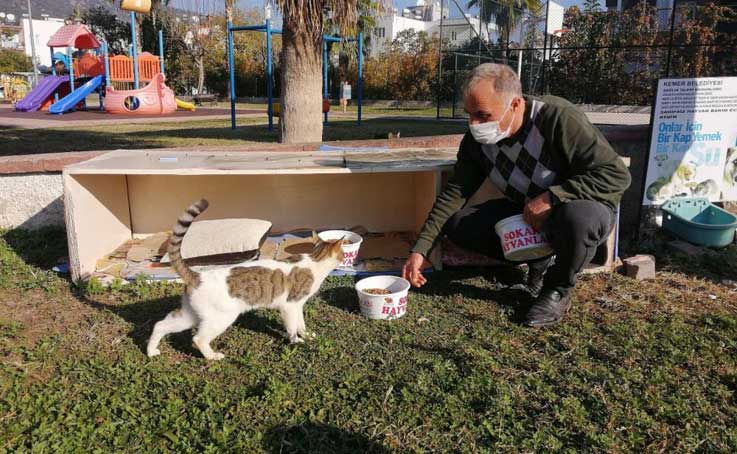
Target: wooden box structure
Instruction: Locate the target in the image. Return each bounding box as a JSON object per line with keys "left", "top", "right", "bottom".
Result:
{"left": 63, "top": 149, "right": 628, "bottom": 282}
{"left": 63, "top": 148, "right": 456, "bottom": 282}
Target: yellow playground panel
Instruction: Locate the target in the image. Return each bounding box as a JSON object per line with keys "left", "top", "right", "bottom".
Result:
{"left": 1, "top": 75, "right": 31, "bottom": 104}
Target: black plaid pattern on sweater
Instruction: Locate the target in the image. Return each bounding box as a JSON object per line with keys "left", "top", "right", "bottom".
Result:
{"left": 481, "top": 100, "right": 557, "bottom": 204}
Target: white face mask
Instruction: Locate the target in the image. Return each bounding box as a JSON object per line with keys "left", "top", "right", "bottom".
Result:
{"left": 469, "top": 101, "right": 514, "bottom": 145}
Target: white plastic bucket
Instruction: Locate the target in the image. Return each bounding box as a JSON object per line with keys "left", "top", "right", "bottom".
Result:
{"left": 494, "top": 214, "right": 553, "bottom": 261}
{"left": 355, "top": 275, "right": 410, "bottom": 320}
{"left": 318, "top": 230, "right": 363, "bottom": 267}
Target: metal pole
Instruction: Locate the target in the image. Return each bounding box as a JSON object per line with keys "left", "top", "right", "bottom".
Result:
{"left": 100, "top": 41, "right": 108, "bottom": 111}
{"left": 436, "top": 0, "right": 444, "bottom": 119}
{"left": 130, "top": 11, "right": 139, "bottom": 89}
{"left": 357, "top": 32, "right": 363, "bottom": 126}
{"left": 541, "top": 0, "right": 551, "bottom": 95}
{"left": 67, "top": 45, "right": 75, "bottom": 93}
{"left": 323, "top": 40, "right": 328, "bottom": 125}
{"left": 50, "top": 46, "right": 60, "bottom": 102}
{"left": 452, "top": 53, "right": 458, "bottom": 118}
{"left": 158, "top": 30, "right": 165, "bottom": 76}
{"left": 26, "top": 0, "right": 39, "bottom": 86}
{"left": 227, "top": 22, "right": 236, "bottom": 129}
{"left": 266, "top": 19, "right": 273, "bottom": 131}
{"left": 517, "top": 49, "right": 522, "bottom": 79}
{"left": 664, "top": 0, "right": 678, "bottom": 78}
{"left": 103, "top": 42, "right": 111, "bottom": 86}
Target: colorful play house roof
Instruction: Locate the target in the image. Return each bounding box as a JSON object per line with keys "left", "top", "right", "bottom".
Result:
{"left": 47, "top": 24, "right": 101, "bottom": 49}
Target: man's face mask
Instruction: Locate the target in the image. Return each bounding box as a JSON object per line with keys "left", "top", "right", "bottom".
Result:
{"left": 469, "top": 100, "right": 514, "bottom": 145}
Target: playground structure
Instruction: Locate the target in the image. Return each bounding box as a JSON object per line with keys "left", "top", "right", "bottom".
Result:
{"left": 226, "top": 19, "right": 364, "bottom": 131}
{"left": 0, "top": 75, "right": 31, "bottom": 104}
{"left": 15, "top": 2, "right": 188, "bottom": 116}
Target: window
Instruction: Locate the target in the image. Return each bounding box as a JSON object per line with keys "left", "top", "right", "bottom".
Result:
{"left": 374, "top": 27, "right": 385, "bottom": 38}
{"left": 451, "top": 31, "right": 457, "bottom": 41}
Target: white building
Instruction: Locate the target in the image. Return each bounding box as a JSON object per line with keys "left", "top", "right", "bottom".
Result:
{"left": 440, "top": 16, "right": 485, "bottom": 46}
{"left": 19, "top": 16, "right": 66, "bottom": 67}
{"left": 0, "top": 25, "right": 23, "bottom": 50}
{"left": 370, "top": 1, "right": 491, "bottom": 56}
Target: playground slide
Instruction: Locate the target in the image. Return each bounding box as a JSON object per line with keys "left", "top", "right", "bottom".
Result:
{"left": 49, "top": 75, "right": 104, "bottom": 115}
{"left": 15, "top": 75, "right": 69, "bottom": 112}
{"left": 176, "top": 99, "right": 196, "bottom": 111}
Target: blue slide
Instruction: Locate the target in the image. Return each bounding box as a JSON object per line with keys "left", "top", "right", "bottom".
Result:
{"left": 48, "top": 75, "right": 104, "bottom": 114}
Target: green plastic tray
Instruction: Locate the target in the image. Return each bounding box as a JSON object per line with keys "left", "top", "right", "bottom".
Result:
{"left": 661, "top": 197, "right": 737, "bottom": 247}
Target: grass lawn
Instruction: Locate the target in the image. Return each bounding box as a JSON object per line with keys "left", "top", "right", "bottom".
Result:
{"left": 1, "top": 228, "right": 736, "bottom": 452}
{"left": 212, "top": 102, "right": 440, "bottom": 118}
{"left": 0, "top": 117, "right": 466, "bottom": 157}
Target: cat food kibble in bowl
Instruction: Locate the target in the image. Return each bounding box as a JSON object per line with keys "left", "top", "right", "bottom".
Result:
{"left": 355, "top": 276, "right": 410, "bottom": 320}
{"left": 317, "top": 230, "right": 363, "bottom": 267}
{"left": 364, "top": 288, "right": 391, "bottom": 295}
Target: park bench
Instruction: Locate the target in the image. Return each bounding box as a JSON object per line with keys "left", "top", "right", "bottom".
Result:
{"left": 193, "top": 94, "right": 217, "bottom": 106}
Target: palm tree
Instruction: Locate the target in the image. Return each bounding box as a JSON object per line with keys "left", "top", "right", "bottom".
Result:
{"left": 468, "top": 0, "right": 541, "bottom": 49}
{"left": 326, "top": 0, "right": 384, "bottom": 91}
{"left": 273, "top": 0, "right": 368, "bottom": 143}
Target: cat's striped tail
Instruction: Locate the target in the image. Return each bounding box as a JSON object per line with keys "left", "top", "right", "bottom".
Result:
{"left": 168, "top": 199, "right": 209, "bottom": 288}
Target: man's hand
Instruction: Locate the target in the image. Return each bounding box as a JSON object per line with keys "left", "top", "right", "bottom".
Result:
{"left": 402, "top": 252, "right": 429, "bottom": 288}
{"left": 523, "top": 191, "right": 554, "bottom": 232}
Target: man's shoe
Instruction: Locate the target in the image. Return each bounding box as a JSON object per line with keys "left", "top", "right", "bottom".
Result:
{"left": 526, "top": 256, "right": 554, "bottom": 298}
{"left": 525, "top": 288, "right": 572, "bottom": 328}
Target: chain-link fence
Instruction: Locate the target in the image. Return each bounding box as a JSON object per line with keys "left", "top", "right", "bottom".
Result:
{"left": 437, "top": 0, "right": 737, "bottom": 124}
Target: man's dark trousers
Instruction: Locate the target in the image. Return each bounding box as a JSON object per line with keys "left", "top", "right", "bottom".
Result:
{"left": 443, "top": 197, "right": 615, "bottom": 292}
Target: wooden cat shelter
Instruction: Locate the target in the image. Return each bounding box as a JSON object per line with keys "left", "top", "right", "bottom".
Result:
{"left": 63, "top": 148, "right": 455, "bottom": 282}
{"left": 63, "top": 149, "right": 626, "bottom": 283}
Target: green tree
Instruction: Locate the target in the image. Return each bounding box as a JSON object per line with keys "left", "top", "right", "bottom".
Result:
{"left": 548, "top": 2, "right": 735, "bottom": 105}
{"left": 361, "top": 29, "right": 440, "bottom": 101}
{"left": 0, "top": 50, "right": 32, "bottom": 73}
{"left": 82, "top": 6, "right": 131, "bottom": 53}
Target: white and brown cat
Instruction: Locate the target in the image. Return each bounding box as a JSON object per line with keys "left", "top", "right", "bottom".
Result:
{"left": 147, "top": 199, "right": 344, "bottom": 360}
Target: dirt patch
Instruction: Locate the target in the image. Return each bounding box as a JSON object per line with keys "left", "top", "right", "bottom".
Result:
{"left": 575, "top": 272, "right": 737, "bottom": 318}
{"left": 0, "top": 288, "right": 93, "bottom": 348}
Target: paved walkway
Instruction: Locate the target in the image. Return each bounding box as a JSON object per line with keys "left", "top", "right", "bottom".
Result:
{"left": 0, "top": 105, "right": 264, "bottom": 130}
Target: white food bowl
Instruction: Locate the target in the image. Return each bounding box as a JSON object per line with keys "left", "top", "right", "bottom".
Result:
{"left": 355, "top": 275, "right": 410, "bottom": 320}
{"left": 494, "top": 214, "right": 554, "bottom": 261}
{"left": 318, "top": 230, "right": 363, "bottom": 267}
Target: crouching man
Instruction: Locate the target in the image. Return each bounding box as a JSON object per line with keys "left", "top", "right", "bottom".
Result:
{"left": 402, "top": 63, "right": 631, "bottom": 327}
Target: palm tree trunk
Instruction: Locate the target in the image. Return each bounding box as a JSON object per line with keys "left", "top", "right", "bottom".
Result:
{"left": 279, "top": 22, "right": 323, "bottom": 144}
{"left": 197, "top": 55, "right": 205, "bottom": 94}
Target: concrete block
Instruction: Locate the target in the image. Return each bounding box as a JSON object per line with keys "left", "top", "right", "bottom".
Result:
{"left": 624, "top": 254, "right": 656, "bottom": 280}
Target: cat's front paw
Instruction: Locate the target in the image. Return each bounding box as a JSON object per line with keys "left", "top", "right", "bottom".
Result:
{"left": 206, "top": 352, "right": 225, "bottom": 361}
{"left": 289, "top": 334, "right": 305, "bottom": 344}
{"left": 147, "top": 347, "right": 161, "bottom": 357}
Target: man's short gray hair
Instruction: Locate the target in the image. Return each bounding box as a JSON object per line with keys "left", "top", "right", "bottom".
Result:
{"left": 463, "top": 63, "right": 522, "bottom": 104}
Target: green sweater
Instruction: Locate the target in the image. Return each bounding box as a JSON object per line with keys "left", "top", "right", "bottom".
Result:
{"left": 412, "top": 95, "right": 632, "bottom": 257}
